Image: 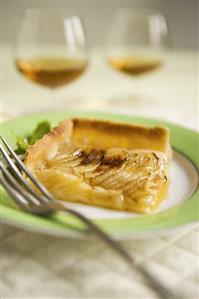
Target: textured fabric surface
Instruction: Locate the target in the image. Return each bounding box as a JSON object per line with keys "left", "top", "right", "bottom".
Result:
{"left": 1, "top": 224, "right": 199, "bottom": 299}
{"left": 1, "top": 47, "right": 199, "bottom": 299}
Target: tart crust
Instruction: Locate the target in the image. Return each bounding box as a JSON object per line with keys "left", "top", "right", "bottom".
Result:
{"left": 25, "top": 118, "right": 171, "bottom": 213}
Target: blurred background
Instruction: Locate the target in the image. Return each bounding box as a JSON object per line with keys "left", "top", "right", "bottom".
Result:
{"left": 2, "top": 0, "right": 198, "bottom": 49}
{"left": 1, "top": 0, "right": 198, "bottom": 129}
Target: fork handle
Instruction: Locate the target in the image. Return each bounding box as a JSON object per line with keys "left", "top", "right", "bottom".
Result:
{"left": 53, "top": 202, "right": 180, "bottom": 299}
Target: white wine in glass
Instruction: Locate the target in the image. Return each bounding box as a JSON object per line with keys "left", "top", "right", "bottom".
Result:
{"left": 16, "top": 56, "right": 87, "bottom": 89}
{"left": 108, "top": 55, "right": 162, "bottom": 77}
{"left": 106, "top": 10, "right": 169, "bottom": 79}
{"left": 15, "top": 10, "right": 88, "bottom": 90}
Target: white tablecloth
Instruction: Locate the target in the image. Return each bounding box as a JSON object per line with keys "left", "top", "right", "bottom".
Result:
{"left": 1, "top": 46, "right": 199, "bottom": 299}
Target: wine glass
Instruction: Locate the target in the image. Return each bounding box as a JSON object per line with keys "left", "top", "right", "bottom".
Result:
{"left": 14, "top": 9, "right": 88, "bottom": 91}
{"left": 105, "top": 9, "right": 170, "bottom": 106}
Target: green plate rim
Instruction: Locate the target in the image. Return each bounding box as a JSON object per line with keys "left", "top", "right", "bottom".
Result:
{"left": 1, "top": 110, "right": 199, "bottom": 238}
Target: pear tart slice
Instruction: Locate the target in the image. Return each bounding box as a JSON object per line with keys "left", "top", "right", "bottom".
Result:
{"left": 25, "top": 119, "right": 171, "bottom": 213}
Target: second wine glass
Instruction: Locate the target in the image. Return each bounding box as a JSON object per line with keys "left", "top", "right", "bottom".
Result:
{"left": 106, "top": 9, "right": 169, "bottom": 102}
{"left": 15, "top": 10, "right": 88, "bottom": 90}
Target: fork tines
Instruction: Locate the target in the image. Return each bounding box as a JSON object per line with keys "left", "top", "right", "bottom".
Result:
{"left": 0, "top": 136, "right": 53, "bottom": 209}
{"left": 0, "top": 136, "right": 52, "bottom": 198}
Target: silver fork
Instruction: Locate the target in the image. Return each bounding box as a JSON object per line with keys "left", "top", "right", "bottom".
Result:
{"left": 0, "top": 136, "right": 181, "bottom": 299}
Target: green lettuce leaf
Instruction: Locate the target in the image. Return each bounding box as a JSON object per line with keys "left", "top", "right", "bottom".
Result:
{"left": 14, "top": 120, "right": 51, "bottom": 154}
{"left": 27, "top": 121, "right": 51, "bottom": 145}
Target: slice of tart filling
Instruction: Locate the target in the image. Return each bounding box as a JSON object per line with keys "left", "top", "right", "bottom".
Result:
{"left": 25, "top": 119, "right": 171, "bottom": 213}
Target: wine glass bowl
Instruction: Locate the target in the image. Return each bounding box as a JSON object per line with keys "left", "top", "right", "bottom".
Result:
{"left": 15, "top": 10, "right": 88, "bottom": 89}
{"left": 106, "top": 9, "right": 169, "bottom": 77}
